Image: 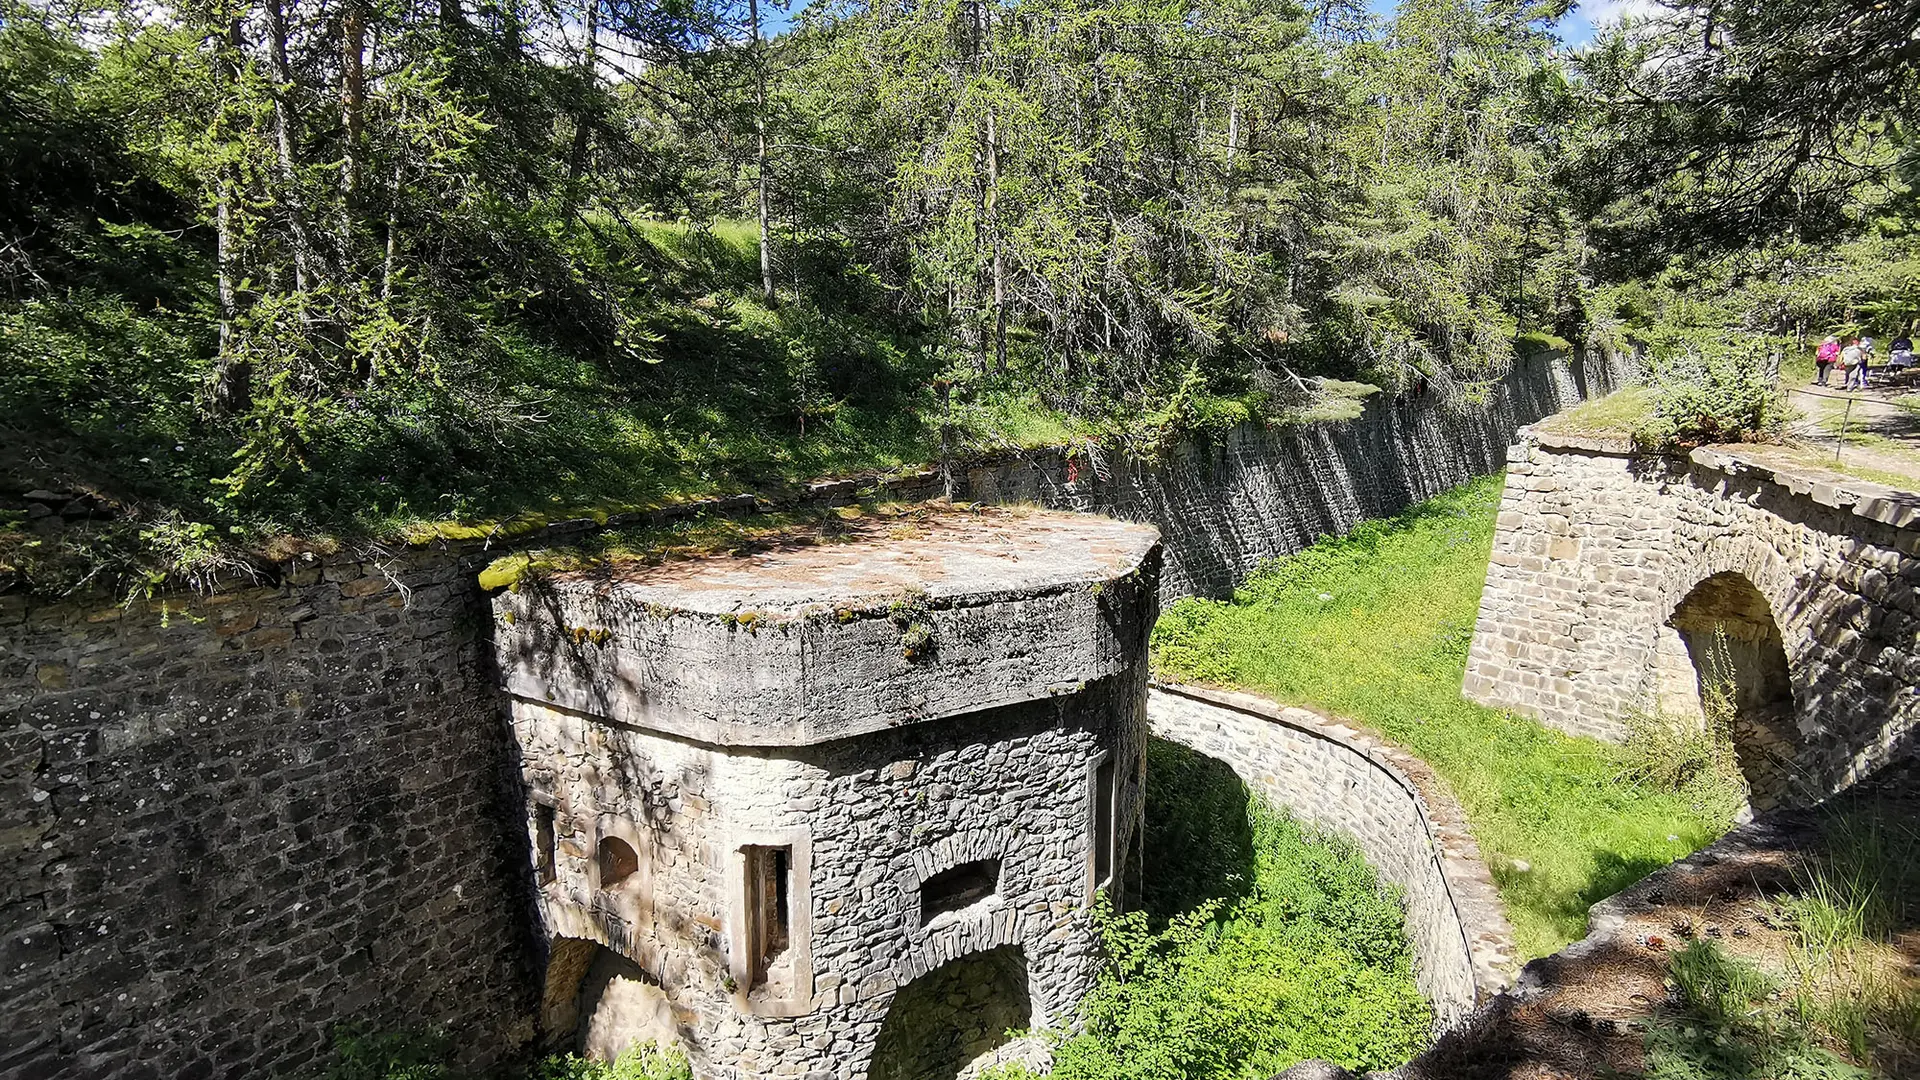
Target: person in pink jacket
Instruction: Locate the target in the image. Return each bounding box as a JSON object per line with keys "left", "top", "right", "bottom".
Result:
{"left": 1815, "top": 336, "right": 1841, "bottom": 386}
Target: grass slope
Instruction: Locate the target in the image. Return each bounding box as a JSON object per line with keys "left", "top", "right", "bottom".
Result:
{"left": 1151, "top": 474, "right": 1734, "bottom": 957}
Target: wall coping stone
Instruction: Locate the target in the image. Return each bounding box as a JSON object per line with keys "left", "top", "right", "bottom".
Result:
{"left": 1148, "top": 682, "right": 1518, "bottom": 1004}
{"left": 1525, "top": 425, "right": 1920, "bottom": 531}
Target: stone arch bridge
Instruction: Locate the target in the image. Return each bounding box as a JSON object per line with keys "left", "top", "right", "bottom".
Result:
{"left": 1464, "top": 429, "right": 1920, "bottom": 806}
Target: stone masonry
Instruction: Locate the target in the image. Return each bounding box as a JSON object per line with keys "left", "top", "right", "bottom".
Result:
{"left": 1148, "top": 685, "right": 1515, "bottom": 1028}
{"left": 0, "top": 555, "right": 534, "bottom": 1080}
{"left": 1465, "top": 429, "right": 1920, "bottom": 804}
{"left": 0, "top": 347, "right": 1614, "bottom": 1080}
{"left": 491, "top": 509, "right": 1162, "bottom": 1080}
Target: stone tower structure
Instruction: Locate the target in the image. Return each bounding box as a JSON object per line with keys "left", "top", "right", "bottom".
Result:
{"left": 491, "top": 509, "right": 1161, "bottom": 1080}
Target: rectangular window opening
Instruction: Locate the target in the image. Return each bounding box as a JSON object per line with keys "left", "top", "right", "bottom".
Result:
{"left": 1094, "top": 757, "right": 1116, "bottom": 887}
{"left": 919, "top": 859, "right": 1001, "bottom": 926}
{"left": 743, "top": 844, "right": 792, "bottom": 990}
{"left": 534, "top": 803, "right": 557, "bottom": 886}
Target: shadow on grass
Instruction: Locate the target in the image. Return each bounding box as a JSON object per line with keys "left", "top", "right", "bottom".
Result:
{"left": 1140, "top": 737, "right": 1257, "bottom": 921}
{"left": 1492, "top": 849, "right": 1675, "bottom": 946}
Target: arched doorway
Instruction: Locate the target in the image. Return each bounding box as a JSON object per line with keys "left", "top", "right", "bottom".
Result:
{"left": 868, "top": 946, "right": 1035, "bottom": 1080}
{"left": 539, "top": 937, "right": 683, "bottom": 1061}
{"left": 1659, "top": 572, "right": 1797, "bottom": 807}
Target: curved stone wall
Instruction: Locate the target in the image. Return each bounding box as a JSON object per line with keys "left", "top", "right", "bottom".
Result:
{"left": 1147, "top": 684, "right": 1515, "bottom": 1027}
{"left": 1464, "top": 429, "right": 1920, "bottom": 803}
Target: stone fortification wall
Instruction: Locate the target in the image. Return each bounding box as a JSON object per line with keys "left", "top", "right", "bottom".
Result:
{"left": 958, "top": 348, "right": 1627, "bottom": 602}
{"left": 1465, "top": 430, "right": 1920, "bottom": 804}
{"left": 1147, "top": 685, "right": 1515, "bottom": 1028}
{"left": 0, "top": 556, "right": 535, "bottom": 1079}
{"left": 0, "top": 349, "right": 1613, "bottom": 1079}
{"left": 513, "top": 675, "right": 1144, "bottom": 1080}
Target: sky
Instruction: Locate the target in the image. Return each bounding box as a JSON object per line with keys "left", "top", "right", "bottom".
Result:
{"left": 1357, "top": 0, "right": 1662, "bottom": 48}
{"left": 1547, "top": 0, "right": 1663, "bottom": 47}
{"left": 770, "top": 0, "right": 1662, "bottom": 46}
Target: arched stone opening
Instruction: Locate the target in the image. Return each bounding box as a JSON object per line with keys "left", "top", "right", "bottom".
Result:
{"left": 1660, "top": 572, "right": 1797, "bottom": 808}
{"left": 868, "top": 946, "right": 1036, "bottom": 1080}
{"left": 539, "top": 937, "right": 683, "bottom": 1061}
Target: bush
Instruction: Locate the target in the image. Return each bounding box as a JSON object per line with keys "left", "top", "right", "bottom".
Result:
{"left": 1044, "top": 744, "right": 1431, "bottom": 1080}
{"left": 1642, "top": 342, "right": 1787, "bottom": 447}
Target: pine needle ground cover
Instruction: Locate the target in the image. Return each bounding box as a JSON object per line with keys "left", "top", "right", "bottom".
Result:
{"left": 1151, "top": 474, "right": 1735, "bottom": 957}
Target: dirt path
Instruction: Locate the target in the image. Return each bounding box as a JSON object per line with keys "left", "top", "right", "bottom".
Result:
{"left": 1382, "top": 759, "right": 1920, "bottom": 1080}
{"left": 1778, "top": 383, "right": 1920, "bottom": 490}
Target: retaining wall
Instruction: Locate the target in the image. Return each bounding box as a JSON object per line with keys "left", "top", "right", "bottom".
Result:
{"left": 0, "top": 556, "right": 535, "bottom": 1079}
{"left": 1147, "top": 685, "right": 1515, "bottom": 1028}
{"left": 1464, "top": 430, "right": 1920, "bottom": 804}
{"left": 0, "top": 349, "right": 1611, "bottom": 1078}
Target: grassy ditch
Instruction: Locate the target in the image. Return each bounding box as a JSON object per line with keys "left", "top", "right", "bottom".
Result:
{"left": 322, "top": 1032, "right": 689, "bottom": 1080}
{"left": 1150, "top": 474, "right": 1738, "bottom": 958}
{"left": 1012, "top": 738, "right": 1430, "bottom": 1080}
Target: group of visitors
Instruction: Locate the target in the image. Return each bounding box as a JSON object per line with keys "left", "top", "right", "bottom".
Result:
{"left": 1815, "top": 330, "right": 1918, "bottom": 390}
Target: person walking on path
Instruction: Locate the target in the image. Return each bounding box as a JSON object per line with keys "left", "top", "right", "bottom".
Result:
{"left": 1891, "top": 332, "right": 1915, "bottom": 371}
{"left": 1816, "top": 335, "right": 1840, "bottom": 385}
{"left": 1842, "top": 338, "right": 1869, "bottom": 391}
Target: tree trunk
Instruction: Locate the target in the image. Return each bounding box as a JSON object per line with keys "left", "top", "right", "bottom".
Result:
{"left": 340, "top": 0, "right": 367, "bottom": 214}
{"left": 212, "top": 16, "right": 249, "bottom": 413}
{"left": 750, "top": 0, "right": 774, "bottom": 303}
{"left": 265, "top": 0, "right": 320, "bottom": 292}
{"left": 382, "top": 101, "right": 410, "bottom": 302}
{"left": 1226, "top": 88, "right": 1240, "bottom": 167}
{"left": 977, "top": 0, "right": 1005, "bottom": 374}
{"left": 986, "top": 104, "right": 1006, "bottom": 374}
{"left": 561, "top": 1, "right": 598, "bottom": 222}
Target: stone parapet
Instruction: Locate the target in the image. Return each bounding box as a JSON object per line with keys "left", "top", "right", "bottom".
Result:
{"left": 1147, "top": 684, "right": 1516, "bottom": 1028}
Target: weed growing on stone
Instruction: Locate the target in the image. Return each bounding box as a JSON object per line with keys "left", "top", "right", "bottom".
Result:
{"left": 320, "top": 1032, "right": 691, "bottom": 1080}
{"left": 1150, "top": 474, "right": 1733, "bottom": 957}
{"left": 524, "top": 1044, "right": 693, "bottom": 1080}
{"left": 1617, "top": 629, "right": 1750, "bottom": 820}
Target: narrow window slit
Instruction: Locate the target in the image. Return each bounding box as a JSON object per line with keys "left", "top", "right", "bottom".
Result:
{"left": 920, "top": 859, "right": 1002, "bottom": 926}
{"left": 535, "top": 803, "right": 557, "bottom": 886}
{"left": 1094, "top": 756, "right": 1116, "bottom": 886}
{"left": 743, "top": 844, "right": 792, "bottom": 990}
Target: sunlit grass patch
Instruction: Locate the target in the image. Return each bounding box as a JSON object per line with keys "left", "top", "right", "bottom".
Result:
{"left": 1151, "top": 474, "right": 1734, "bottom": 957}
{"left": 1535, "top": 384, "right": 1657, "bottom": 439}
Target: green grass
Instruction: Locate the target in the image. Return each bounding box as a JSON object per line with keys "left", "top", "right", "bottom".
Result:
{"left": 323, "top": 1030, "right": 691, "bottom": 1080}
{"left": 1151, "top": 474, "right": 1734, "bottom": 957}
{"left": 1033, "top": 739, "right": 1429, "bottom": 1080}
{"left": 1534, "top": 384, "right": 1657, "bottom": 438}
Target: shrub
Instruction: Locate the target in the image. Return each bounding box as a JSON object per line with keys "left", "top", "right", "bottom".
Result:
{"left": 1045, "top": 748, "right": 1430, "bottom": 1080}
{"left": 1642, "top": 343, "right": 1787, "bottom": 446}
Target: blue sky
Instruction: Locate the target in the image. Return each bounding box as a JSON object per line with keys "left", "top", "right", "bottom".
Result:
{"left": 1359, "top": 0, "right": 1635, "bottom": 48}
